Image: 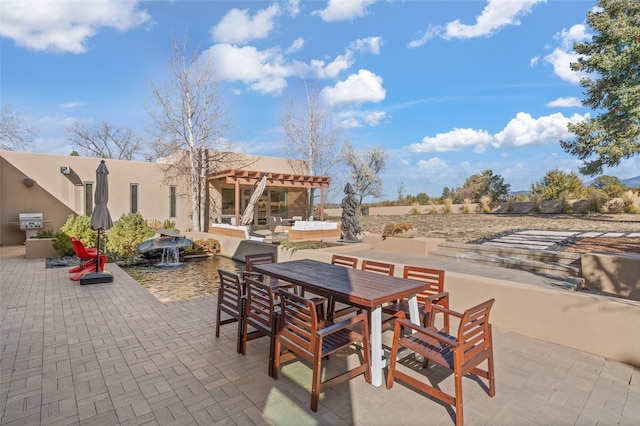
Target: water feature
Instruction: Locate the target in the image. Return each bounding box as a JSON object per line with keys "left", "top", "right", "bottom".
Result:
{"left": 122, "top": 255, "right": 244, "bottom": 302}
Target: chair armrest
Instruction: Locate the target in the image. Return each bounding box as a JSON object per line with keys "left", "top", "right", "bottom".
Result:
{"left": 395, "top": 318, "right": 459, "bottom": 348}
{"left": 317, "top": 312, "right": 367, "bottom": 337}
{"left": 425, "top": 303, "right": 461, "bottom": 327}
{"left": 425, "top": 291, "right": 449, "bottom": 304}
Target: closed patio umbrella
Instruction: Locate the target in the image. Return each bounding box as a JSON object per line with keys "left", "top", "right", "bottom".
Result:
{"left": 240, "top": 173, "right": 268, "bottom": 226}
{"left": 81, "top": 160, "right": 113, "bottom": 284}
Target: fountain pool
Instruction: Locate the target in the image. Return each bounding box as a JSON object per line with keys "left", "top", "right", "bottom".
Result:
{"left": 122, "top": 255, "right": 244, "bottom": 302}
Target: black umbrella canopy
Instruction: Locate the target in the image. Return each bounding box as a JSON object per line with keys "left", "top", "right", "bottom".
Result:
{"left": 90, "top": 160, "right": 113, "bottom": 231}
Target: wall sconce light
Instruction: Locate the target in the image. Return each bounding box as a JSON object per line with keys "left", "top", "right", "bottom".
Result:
{"left": 60, "top": 166, "right": 70, "bottom": 174}
{"left": 23, "top": 178, "right": 35, "bottom": 186}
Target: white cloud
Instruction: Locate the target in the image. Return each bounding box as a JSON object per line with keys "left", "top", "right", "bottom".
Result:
{"left": 335, "top": 109, "right": 387, "bottom": 128}
{"left": 407, "top": 27, "right": 442, "bottom": 48}
{"left": 409, "top": 128, "right": 493, "bottom": 153}
{"left": 350, "top": 36, "right": 382, "bottom": 54}
{"left": 0, "top": 0, "right": 150, "bottom": 53}
{"left": 492, "top": 112, "right": 587, "bottom": 148}
{"left": 408, "top": 112, "right": 589, "bottom": 153}
{"left": 204, "top": 44, "right": 291, "bottom": 95}
{"left": 443, "top": 0, "right": 544, "bottom": 39}
{"left": 320, "top": 69, "right": 385, "bottom": 106}
{"left": 313, "top": 0, "right": 377, "bottom": 22}
{"left": 543, "top": 24, "right": 591, "bottom": 83}
{"left": 286, "top": 37, "right": 305, "bottom": 54}
{"left": 211, "top": 5, "right": 281, "bottom": 44}
{"left": 530, "top": 56, "right": 539, "bottom": 66}
{"left": 546, "top": 97, "right": 582, "bottom": 108}
{"left": 287, "top": 0, "right": 301, "bottom": 17}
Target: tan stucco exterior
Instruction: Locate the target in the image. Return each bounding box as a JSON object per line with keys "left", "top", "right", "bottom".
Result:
{"left": 0, "top": 150, "right": 318, "bottom": 246}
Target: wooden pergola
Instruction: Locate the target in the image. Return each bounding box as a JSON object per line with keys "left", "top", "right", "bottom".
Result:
{"left": 207, "top": 169, "right": 331, "bottom": 225}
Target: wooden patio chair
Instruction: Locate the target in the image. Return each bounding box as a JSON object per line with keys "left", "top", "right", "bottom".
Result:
{"left": 244, "top": 252, "right": 296, "bottom": 292}
{"left": 215, "top": 269, "right": 246, "bottom": 354}
{"left": 382, "top": 266, "right": 450, "bottom": 333}
{"left": 361, "top": 259, "right": 395, "bottom": 276}
{"left": 386, "top": 299, "right": 496, "bottom": 426}
{"left": 327, "top": 254, "right": 361, "bottom": 321}
{"left": 274, "top": 288, "right": 371, "bottom": 412}
{"left": 243, "top": 276, "right": 281, "bottom": 377}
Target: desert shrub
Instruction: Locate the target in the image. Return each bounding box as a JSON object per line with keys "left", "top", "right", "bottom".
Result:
{"left": 60, "top": 214, "right": 97, "bottom": 248}
{"left": 107, "top": 213, "right": 155, "bottom": 264}
{"left": 427, "top": 201, "right": 439, "bottom": 215}
{"left": 382, "top": 222, "right": 413, "bottom": 239}
{"left": 530, "top": 194, "right": 543, "bottom": 212}
{"left": 585, "top": 189, "right": 605, "bottom": 213}
{"left": 410, "top": 203, "right": 421, "bottom": 215}
{"left": 148, "top": 219, "right": 162, "bottom": 230}
{"left": 162, "top": 219, "right": 177, "bottom": 230}
{"left": 443, "top": 197, "right": 453, "bottom": 213}
{"left": 480, "top": 195, "right": 492, "bottom": 213}
{"left": 462, "top": 198, "right": 473, "bottom": 213}
{"left": 188, "top": 239, "right": 220, "bottom": 254}
{"left": 557, "top": 191, "right": 573, "bottom": 213}
{"left": 505, "top": 196, "right": 517, "bottom": 213}
{"left": 622, "top": 190, "right": 639, "bottom": 213}
{"left": 52, "top": 231, "right": 73, "bottom": 256}
{"left": 34, "top": 229, "right": 55, "bottom": 238}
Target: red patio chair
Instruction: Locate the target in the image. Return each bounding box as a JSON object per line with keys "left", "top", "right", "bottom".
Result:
{"left": 69, "top": 237, "right": 105, "bottom": 281}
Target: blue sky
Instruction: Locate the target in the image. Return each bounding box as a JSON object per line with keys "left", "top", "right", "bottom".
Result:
{"left": 2, "top": 0, "right": 638, "bottom": 201}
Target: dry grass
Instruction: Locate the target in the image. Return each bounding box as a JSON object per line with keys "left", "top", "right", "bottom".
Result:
{"left": 332, "top": 213, "right": 640, "bottom": 243}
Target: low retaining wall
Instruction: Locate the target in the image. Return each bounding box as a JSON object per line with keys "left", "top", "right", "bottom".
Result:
{"left": 25, "top": 238, "right": 58, "bottom": 259}
{"left": 581, "top": 251, "right": 640, "bottom": 301}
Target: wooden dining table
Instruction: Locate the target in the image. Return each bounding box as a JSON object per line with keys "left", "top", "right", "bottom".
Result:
{"left": 252, "top": 258, "right": 430, "bottom": 387}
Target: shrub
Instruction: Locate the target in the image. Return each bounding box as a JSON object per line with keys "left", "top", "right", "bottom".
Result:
{"left": 427, "top": 201, "right": 439, "bottom": 215}
{"left": 382, "top": 222, "right": 413, "bottom": 239}
{"left": 61, "top": 214, "right": 96, "bottom": 248}
{"left": 410, "top": 203, "right": 421, "bottom": 215}
{"left": 557, "top": 191, "right": 573, "bottom": 213}
{"left": 443, "top": 197, "right": 453, "bottom": 213}
{"left": 585, "top": 189, "right": 604, "bottom": 213}
{"left": 52, "top": 231, "right": 74, "bottom": 256}
{"left": 107, "top": 213, "right": 155, "bottom": 264}
{"left": 480, "top": 196, "right": 492, "bottom": 213}
{"left": 34, "top": 229, "right": 55, "bottom": 238}
{"left": 462, "top": 198, "right": 473, "bottom": 213}
{"left": 162, "top": 219, "right": 177, "bottom": 230}
{"left": 530, "top": 194, "right": 543, "bottom": 212}
{"left": 622, "top": 190, "right": 639, "bottom": 213}
{"left": 505, "top": 196, "right": 517, "bottom": 213}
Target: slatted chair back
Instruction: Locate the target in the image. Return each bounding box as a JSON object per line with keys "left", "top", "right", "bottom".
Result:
{"left": 361, "top": 259, "right": 395, "bottom": 276}
{"left": 71, "top": 237, "right": 97, "bottom": 260}
{"left": 402, "top": 265, "right": 449, "bottom": 331}
{"left": 244, "top": 252, "right": 276, "bottom": 274}
{"left": 275, "top": 288, "right": 371, "bottom": 412}
{"left": 243, "top": 276, "right": 280, "bottom": 376}
{"left": 327, "top": 254, "right": 360, "bottom": 321}
{"left": 331, "top": 254, "right": 358, "bottom": 269}
{"left": 215, "top": 269, "right": 245, "bottom": 354}
{"left": 387, "top": 299, "right": 496, "bottom": 426}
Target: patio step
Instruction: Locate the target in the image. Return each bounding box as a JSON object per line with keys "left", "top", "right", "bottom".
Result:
{"left": 429, "top": 242, "right": 582, "bottom": 278}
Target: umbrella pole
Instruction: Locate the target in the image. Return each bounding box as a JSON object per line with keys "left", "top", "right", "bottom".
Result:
{"left": 96, "top": 230, "right": 101, "bottom": 272}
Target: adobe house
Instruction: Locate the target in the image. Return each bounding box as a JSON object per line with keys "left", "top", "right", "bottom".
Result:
{"left": 0, "top": 150, "right": 331, "bottom": 246}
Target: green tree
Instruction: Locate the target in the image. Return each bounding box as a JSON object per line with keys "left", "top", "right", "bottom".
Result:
{"left": 560, "top": 0, "right": 640, "bottom": 175}
{"left": 591, "top": 175, "right": 627, "bottom": 197}
{"left": 415, "top": 193, "right": 430, "bottom": 205}
{"left": 459, "top": 169, "right": 510, "bottom": 202}
{"left": 531, "top": 169, "right": 586, "bottom": 200}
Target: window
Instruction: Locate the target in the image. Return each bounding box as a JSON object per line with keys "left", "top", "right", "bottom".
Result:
{"left": 221, "top": 188, "right": 235, "bottom": 216}
{"left": 130, "top": 184, "right": 138, "bottom": 213}
{"left": 270, "top": 190, "right": 287, "bottom": 217}
{"left": 170, "top": 186, "right": 177, "bottom": 218}
{"left": 85, "top": 182, "right": 93, "bottom": 216}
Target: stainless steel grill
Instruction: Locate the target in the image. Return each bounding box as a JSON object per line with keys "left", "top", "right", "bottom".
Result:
{"left": 19, "top": 213, "right": 44, "bottom": 238}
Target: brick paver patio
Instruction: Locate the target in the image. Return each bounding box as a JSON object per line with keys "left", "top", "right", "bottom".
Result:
{"left": 1, "top": 245, "right": 638, "bottom": 425}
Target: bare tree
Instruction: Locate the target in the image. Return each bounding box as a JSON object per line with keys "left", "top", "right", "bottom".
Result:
{"left": 281, "top": 79, "right": 343, "bottom": 217}
{"left": 1, "top": 102, "right": 38, "bottom": 151}
{"left": 342, "top": 142, "right": 388, "bottom": 213}
{"left": 67, "top": 120, "right": 142, "bottom": 160}
{"left": 146, "top": 34, "right": 233, "bottom": 232}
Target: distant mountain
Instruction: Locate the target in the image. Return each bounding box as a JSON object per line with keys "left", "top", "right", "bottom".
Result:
{"left": 621, "top": 176, "right": 640, "bottom": 188}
